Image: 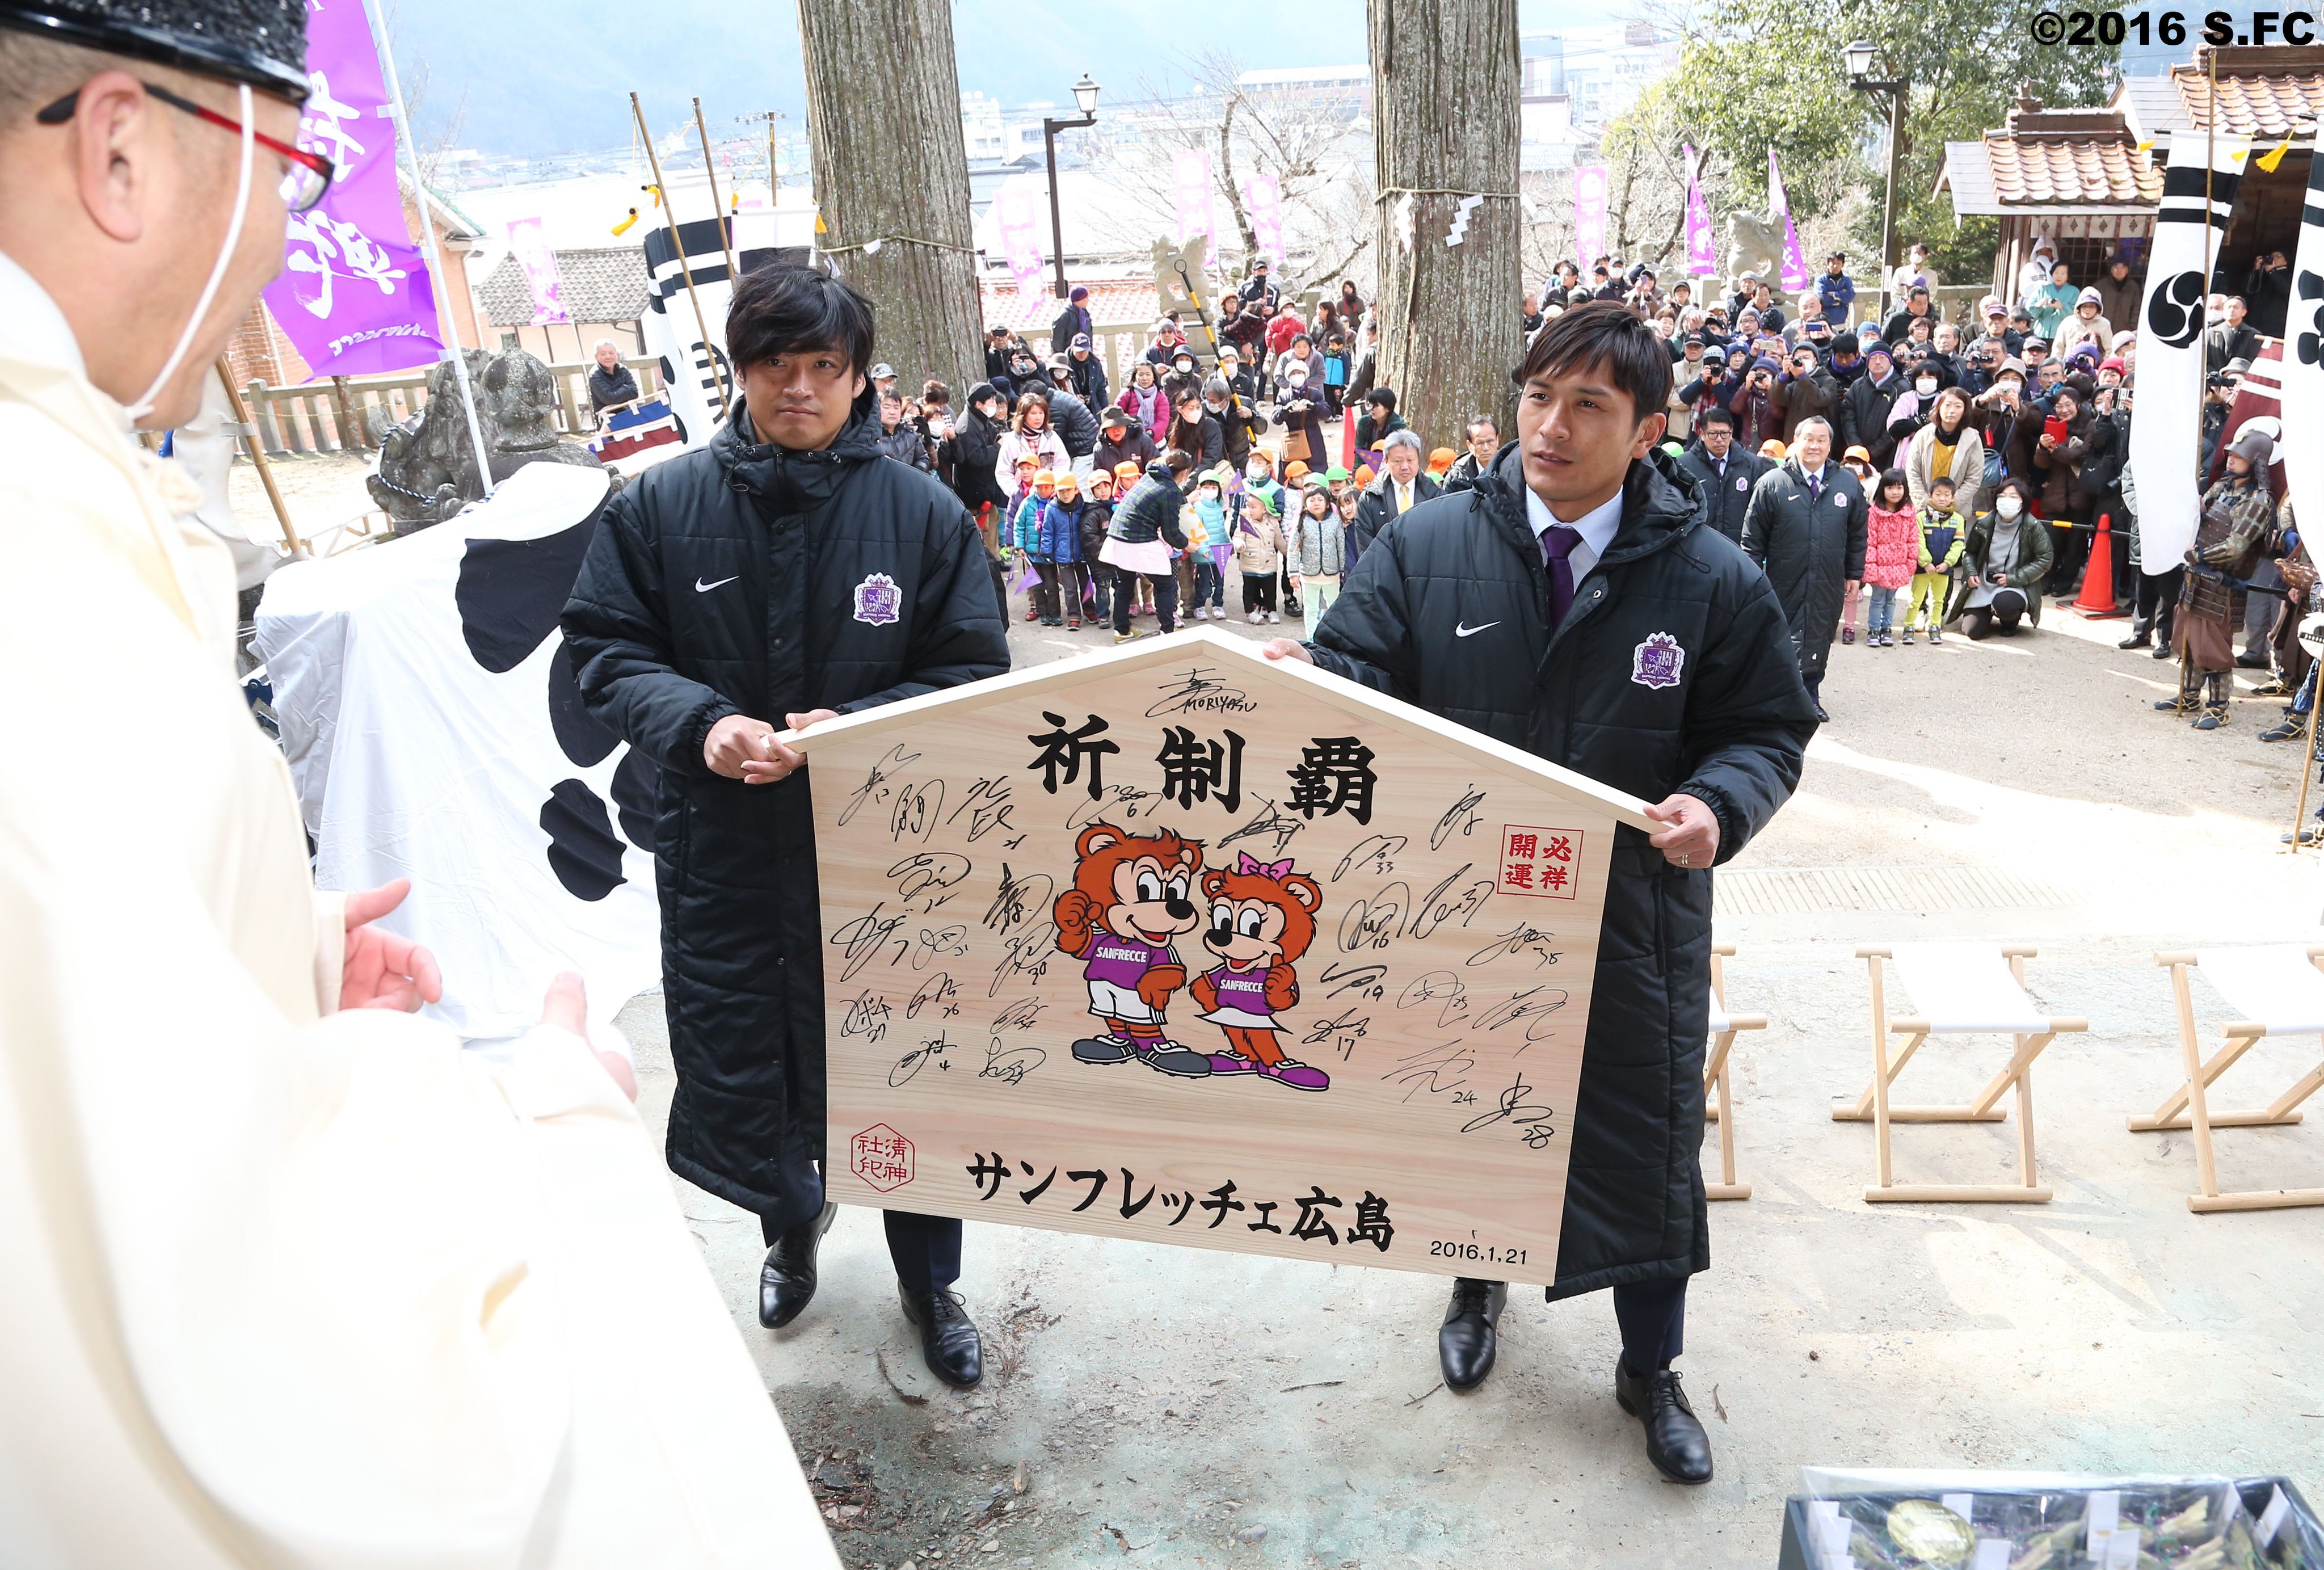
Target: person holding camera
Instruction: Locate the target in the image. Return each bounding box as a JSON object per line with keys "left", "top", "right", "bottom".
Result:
{"left": 2031, "top": 382, "right": 2110, "bottom": 601}
{"left": 1773, "top": 344, "right": 1839, "bottom": 448}
{"left": 1728, "top": 355, "right": 1783, "bottom": 449}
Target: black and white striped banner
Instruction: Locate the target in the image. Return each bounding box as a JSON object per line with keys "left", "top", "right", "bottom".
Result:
{"left": 2283, "top": 138, "right": 2324, "bottom": 545}
{"left": 2128, "top": 134, "right": 2251, "bottom": 571}
{"left": 639, "top": 215, "right": 738, "bottom": 447}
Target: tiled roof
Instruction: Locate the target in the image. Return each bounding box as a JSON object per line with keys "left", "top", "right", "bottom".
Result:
{"left": 1983, "top": 131, "right": 2163, "bottom": 207}
{"left": 2173, "top": 48, "right": 2324, "bottom": 137}
{"left": 478, "top": 246, "right": 650, "bottom": 327}
{"left": 979, "top": 275, "right": 1162, "bottom": 334}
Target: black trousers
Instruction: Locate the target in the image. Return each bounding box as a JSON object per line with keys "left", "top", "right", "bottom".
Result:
{"left": 2133, "top": 564, "right": 2182, "bottom": 641}
{"left": 1612, "top": 1277, "right": 1689, "bottom": 1374}
{"left": 1463, "top": 1275, "right": 1687, "bottom": 1371}
{"left": 1113, "top": 569, "right": 1178, "bottom": 635}
{"left": 762, "top": 1206, "right": 961, "bottom": 1294}
{"left": 2047, "top": 514, "right": 2087, "bottom": 597}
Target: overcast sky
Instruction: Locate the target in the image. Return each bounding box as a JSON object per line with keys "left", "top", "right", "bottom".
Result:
{"left": 387, "top": 0, "right": 2206, "bottom": 161}
{"left": 389, "top": 0, "right": 1631, "bottom": 158}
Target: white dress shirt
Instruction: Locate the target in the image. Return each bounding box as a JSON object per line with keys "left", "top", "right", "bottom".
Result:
{"left": 1525, "top": 482, "right": 1626, "bottom": 584}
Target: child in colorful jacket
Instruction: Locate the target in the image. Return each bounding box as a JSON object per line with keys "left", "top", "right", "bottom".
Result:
{"left": 1858, "top": 468, "right": 1920, "bottom": 646}
{"left": 1906, "top": 473, "right": 1968, "bottom": 643}
{"left": 1233, "top": 486, "right": 1288, "bottom": 624}
{"left": 1012, "top": 470, "right": 1087, "bottom": 628}
{"left": 1179, "top": 468, "right": 1230, "bottom": 619}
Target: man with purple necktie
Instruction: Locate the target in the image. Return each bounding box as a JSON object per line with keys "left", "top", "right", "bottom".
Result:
{"left": 1260, "top": 302, "right": 1816, "bottom": 1485}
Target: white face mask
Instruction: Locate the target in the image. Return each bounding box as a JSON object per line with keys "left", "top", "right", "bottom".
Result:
{"left": 1915, "top": 377, "right": 1938, "bottom": 395}
{"left": 129, "top": 82, "right": 256, "bottom": 423}
{"left": 1997, "top": 496, "right": 2023, "bottom": 519}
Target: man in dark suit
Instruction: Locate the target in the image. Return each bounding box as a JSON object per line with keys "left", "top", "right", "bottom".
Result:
{"left": 1673, "top": 404, "right": 1767, "bottom": 545}
{"left": 1348, "top": 428, "right": 1441, "bottom": 568}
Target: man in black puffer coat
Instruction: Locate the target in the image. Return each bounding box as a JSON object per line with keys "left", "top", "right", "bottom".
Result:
{"left": 1265, "top": 302, "right": 1814, "bottom": 1486}
{"left": 1740, "top": 416, "right": 1867, "bottom": 721}
{"left": 562, "top": 268, "right": 1008, "bottom": 1388}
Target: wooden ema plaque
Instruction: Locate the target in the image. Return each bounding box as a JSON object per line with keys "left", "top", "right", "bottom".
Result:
{"left": 790, "top": 629, "right": 1657, "bottom": 1287}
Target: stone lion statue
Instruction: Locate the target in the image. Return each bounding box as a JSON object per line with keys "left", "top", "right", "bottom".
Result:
{"left": 1723, "top": 211, "right": 1786, "bottom": 298}
{"left": 367, "top": 344, "right": 611, "bottom": 533}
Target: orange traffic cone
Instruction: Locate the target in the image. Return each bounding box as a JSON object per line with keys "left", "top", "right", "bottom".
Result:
{"left": 1341, "top": 407, "right": 1357, "bottom": 473}
{"left": 2074, "top": 512, "right": 2128, "bottom": 618}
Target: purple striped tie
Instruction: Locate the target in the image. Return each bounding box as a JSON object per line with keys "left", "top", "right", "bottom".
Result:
{"left": 1542, "top": 524, "right": 1583, "bottom": 629}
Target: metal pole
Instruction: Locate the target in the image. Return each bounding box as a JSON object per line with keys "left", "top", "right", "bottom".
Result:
{"left": 215, "top": 359, "right": 302, "bottom": 553}
{"left": 693, "top": 96, "right": 741, "bottom": 291}
{"left": 360, "top": 0, "right": 493, "bottom": 499}
{"left": 1045, "top": 120, "right": 1068, "bottom": 299}
{"left": 633, "top": 92, "right": 732, "bottom": 422}
{"left": 2200, "top": 49, "right": 2217, "bottom": 485}
{"left": 1879, "top": 82, "right": 1905, "bottom": 321}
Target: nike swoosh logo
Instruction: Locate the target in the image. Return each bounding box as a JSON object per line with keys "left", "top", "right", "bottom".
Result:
{"left": 1454, "top": 621, "right": 1500, "bottom": 638}
{"left": 695, "top": 575, "right": 739, "bottom": 592}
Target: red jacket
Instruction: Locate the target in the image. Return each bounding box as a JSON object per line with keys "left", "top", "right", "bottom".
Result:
{"left": 1265, "top": 312, "right": 1304, "bottom": 356}
{"left": 1864, "top": 503, "right": 1919, "bottom": 590}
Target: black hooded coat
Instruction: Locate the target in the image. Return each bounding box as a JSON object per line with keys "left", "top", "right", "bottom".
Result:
{"left": 562, "top": 392, "right": 1008, "bottom": 1222}
{"left": 1306, "top": 444, "right": 1816, "bottom": 1297}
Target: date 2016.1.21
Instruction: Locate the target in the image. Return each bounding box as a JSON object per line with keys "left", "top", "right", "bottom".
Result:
{"left": 1429, "top": 1240, "right": 1526, "bottom": 1265}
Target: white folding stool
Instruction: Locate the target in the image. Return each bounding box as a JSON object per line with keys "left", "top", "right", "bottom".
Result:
{"left": 2134, "top": 946, "right": 2324, "bottom": 1213}
{"left": 1835, "top": 944, "right": 2086, "bottom": 1203}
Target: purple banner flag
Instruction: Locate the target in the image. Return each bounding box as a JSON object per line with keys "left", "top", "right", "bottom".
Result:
{"left": 1572, "top": 165, "right": 1608, "bottom": 272}
{"left": 1769, "top": 150, "right": 1811, "bottom": 294}
{"left": 1683, "top": 145, "right": 1716, "bottom": 277}
{"left": 1173, "top": 148, "right": 1219, "bottom": 246}
{"left": 1243, "top": 170, "right": 1286, "bottom": 270}
{"left": 262, "top": 0, "right": 441, "bottom": 378}
{"left": 506, "top": 216, "right": 568, "bottom": 325}
{"left": 993, "top": 180, "right": 1051, "bottom": 326}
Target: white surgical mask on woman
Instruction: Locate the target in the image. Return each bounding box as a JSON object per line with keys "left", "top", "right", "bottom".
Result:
{"left": 1996, "top": 495, "right": 2023, "bottom": 519}
{"left": 1915, "top": 376, "right": 1938, "bottom": 396}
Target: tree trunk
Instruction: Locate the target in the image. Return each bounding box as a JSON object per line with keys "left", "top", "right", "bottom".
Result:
{"left": 1369, "top": 0, "right": 1522, "bottom": 451}
{"left": 797, "top": 0, "right": 984, "bottom": 398}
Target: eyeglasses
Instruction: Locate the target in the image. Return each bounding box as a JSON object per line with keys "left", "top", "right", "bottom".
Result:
{"left": 38, "top": 81, "right": 335, "bottom": 213}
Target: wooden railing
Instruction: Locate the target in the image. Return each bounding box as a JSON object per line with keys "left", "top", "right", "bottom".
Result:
{"left": 243, "top": 355, "right": 665, "bottom": 457}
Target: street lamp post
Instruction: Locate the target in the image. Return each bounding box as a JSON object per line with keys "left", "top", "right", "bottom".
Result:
{"left": 1043, "top": 73, "right": 1101, "bottom": 300}
{"left": 1845, "top": 40, "right": 1908, "bottom": 322}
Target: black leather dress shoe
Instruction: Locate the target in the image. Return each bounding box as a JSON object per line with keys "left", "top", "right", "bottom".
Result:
{"left": 1614, "top": 1361, "right": 1714, "bottom": 1484}
{"left": 758, "top": 1202, "right": 836, "bottom": 1329}
{"left": 900, "top": 1287, "right": 984, "bottom": 1387}
{"left": 1437, "top": 1278, "right": 1508, "bottom": 1391}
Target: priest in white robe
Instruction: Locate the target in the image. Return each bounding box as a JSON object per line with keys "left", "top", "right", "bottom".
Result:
{"left": 0, "top": 4, "right": 837, "bottom": 1564}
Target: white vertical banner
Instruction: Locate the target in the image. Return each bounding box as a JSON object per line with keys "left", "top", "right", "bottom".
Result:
{"left": 2128, "top": 134, "right": 2253, "bottom": 573}
{"left": 2281, "top": 139, "right": 2324, "bottom": 543}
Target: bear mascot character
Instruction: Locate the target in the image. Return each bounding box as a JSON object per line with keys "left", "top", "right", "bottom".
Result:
{"left": 1051, "top": 822, "right": 1212, "bottom": 1077}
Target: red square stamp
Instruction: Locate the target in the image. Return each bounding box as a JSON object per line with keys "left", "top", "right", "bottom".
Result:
{"left": 1497, "top": 825, "right": 1584, "bottom": 900}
